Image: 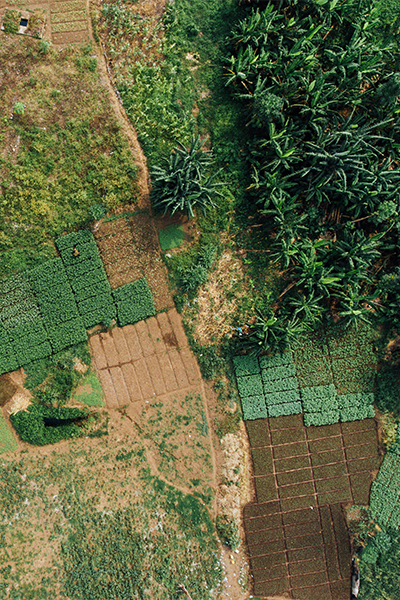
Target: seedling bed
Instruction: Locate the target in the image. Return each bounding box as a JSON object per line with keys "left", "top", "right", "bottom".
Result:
{"left": 244, "top": 415, "right": 380, "bottom": 598}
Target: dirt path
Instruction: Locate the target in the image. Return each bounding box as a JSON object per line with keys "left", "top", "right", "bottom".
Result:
{"left": 88, "top": 1, "right": 151, "bottom": 210}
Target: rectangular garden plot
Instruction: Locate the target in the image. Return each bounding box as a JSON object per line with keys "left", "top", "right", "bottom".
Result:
{"left": 244, "top": 415, "right": 381, "bottom": 599}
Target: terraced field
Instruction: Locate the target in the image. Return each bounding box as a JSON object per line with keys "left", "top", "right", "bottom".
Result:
{"left": 244, "top": 415, "right": 382, "bottom": 599}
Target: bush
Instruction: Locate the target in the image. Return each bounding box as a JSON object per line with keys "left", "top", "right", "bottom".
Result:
{"left": 216, "top": 515, "right": 240, "bottom": 551}
{"left": 10, "top": 403, "right": 89, "bottom": 446}
{"left": 196, "top": 345, "right": 225, "bottom": 380}
{"left": 113, "top": 278, "right": 155, "bottom": 327}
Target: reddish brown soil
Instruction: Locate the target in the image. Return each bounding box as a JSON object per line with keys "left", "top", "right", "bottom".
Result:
{"left": 244, "top": 415, "right": 382, "bottom": 600}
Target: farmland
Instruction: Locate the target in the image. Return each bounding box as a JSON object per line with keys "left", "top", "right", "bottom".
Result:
{"left": 2, "top": 0, "right": 400, "bottom": 598}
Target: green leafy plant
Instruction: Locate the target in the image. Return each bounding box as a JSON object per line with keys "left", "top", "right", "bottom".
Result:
{"left": 113, "top": 277, "right": 155, "bottom": 326}
{"left": 10, "top": 403, "right": 89, "bottom": 446}
{"left": 216, "top": 515, "right": 240, "bottom": 550}
{"left": 151, "top": 136, "right": 222, "bottom": 218}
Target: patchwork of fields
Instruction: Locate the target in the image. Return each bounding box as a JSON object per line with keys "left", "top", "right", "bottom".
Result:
{"left": 244, "top": 415, "right": 382, "bottom": 599}
{"left": 0, "top": 0, "right": 89, "bottom": 44}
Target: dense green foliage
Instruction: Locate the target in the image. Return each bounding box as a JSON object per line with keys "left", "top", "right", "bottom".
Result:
{"left": 301, "top": 384, "right": 339, "bottom": 426}
{"left": 225, "top": 0, "right": 400, "bottom": 352}
{"left": 10, "top": 403, "right": 89, "bottom": 446}
{"left": 358, "top": 527, "right": 400, "bottom": 599}
{"left": 56, "top": 231, "right": 116, "bottom": 328}
{"left": 370, "top": 450, "right": 400, "bottom": 529}
{"left": 0, "top": 230, "right": 156, "bottom": 375}
{"left": 113, "top": 278, "right": 155, "bottom": 327}
{"left": 151, "top": 136, "right": 222, "bottom": 218}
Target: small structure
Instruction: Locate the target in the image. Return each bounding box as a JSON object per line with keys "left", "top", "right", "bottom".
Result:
{"left": 1, "top": 7, "right": 47, "bottom": 38}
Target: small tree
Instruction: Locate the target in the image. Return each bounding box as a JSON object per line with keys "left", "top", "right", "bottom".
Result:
{"left": 150, "top": 135, "right": 222, "bottom": 218}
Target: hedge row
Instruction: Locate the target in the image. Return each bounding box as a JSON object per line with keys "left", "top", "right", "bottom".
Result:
{"left": 113, "top": 278, "right": 155, "bottom": 327}
{"left": 301, "top": 384, "right": 339, "bottom": 427}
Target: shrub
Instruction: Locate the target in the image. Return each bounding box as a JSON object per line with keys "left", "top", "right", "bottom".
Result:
{"left": 268, "top": 401, "right": 302, "bottom": 418}
{"left": 196, "top": 345, "right": 225, "bottom": 380}
{"left": 216, "top": 515, "right": 240, "bottom": 551}
{"left": 241, "top": 394, "right": 267, "bottom": 420}
{"left": 13, "top": 102, "right": 25, "bottom": 116}
{"left": 10, "top": 403, "right": 89, "bottom": 446}
{"left": 113, "top": 278, "right": 155, "bottom": 327}
{"left": 232, "top": 355, "right": 260, "bottom": 377}
{"left": 236, "top": 374, "right": 264, "bottom": 398}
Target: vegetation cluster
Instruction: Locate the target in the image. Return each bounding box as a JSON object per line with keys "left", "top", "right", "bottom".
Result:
{"left": 224, "top": 0, "right": 400, "bottom": 353}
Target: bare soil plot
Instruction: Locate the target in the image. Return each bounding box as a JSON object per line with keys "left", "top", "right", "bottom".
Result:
{"left": 243, "top": 415, "right": 382, "bottom": 599}
{"left": 89, "top": 308, "right": 214, "bottom": 496}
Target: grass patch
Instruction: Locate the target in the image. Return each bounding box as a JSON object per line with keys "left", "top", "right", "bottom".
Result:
{"left": 0, "top": 434, "right": 221, "bottom": 598}
{"left": 0, "top": 411, "right": 18, "bottom": 453}
{"left": 158, "top": 224, "right": 185, "bottom": 251}
{"left": 72, "top": 371, "right": 105, "bottom": 407}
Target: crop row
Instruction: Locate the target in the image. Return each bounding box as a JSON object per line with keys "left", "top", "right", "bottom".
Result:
{"left": 113, "top": 278, "right": 155, "bottom": 327}
{"left": 301, "top": 385, "right": 340, "bottom": 427}
{"left": 369, "top": 453, "right": 400, "bottom": 528}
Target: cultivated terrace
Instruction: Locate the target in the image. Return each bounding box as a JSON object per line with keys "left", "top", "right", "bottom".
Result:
{"left": 0, "top": 0, "right": 400, "bottom": 599}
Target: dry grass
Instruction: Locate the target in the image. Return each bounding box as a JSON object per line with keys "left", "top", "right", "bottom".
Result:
{"left": 183, "top": 248, "right": 248, "bottom": 346}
